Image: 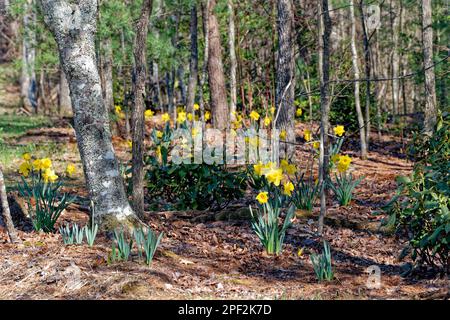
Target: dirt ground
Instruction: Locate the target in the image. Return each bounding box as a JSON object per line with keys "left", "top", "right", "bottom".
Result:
{"left": 0, "top": 116, "right": 449, "bottom": 300}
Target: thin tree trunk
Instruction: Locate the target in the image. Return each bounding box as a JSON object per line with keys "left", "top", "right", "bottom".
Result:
{"left": 39, "top": 0, "right": 140, "bottom": 230}
{"left": 359, "top": 0, "right": 371, "bottom": 149}
{"left": 391, "top": 0, "right": 400, "bottom": 116}
{"left": 207, "top": 0, "right": 228, "bottom": 130}
{"left": 317, "top": 0, "right": 332, "bottom": 235}
{"left": 274, "top": 0, "right": 296, "bottom": 159}
{"left": 350, "top": 0, "right": 368, "bottom": 159}
{"left": 199, "top": 0, "right": 210, "bottom": 122}
{"left": 186, "top": 3, "right": 198, "bottom": 113}
{"left": 21, "top": 0, "right": 37, "bottom": 113}
{"left": 131, "top": 0, "right": 153, "bottom": 218}
{"left": 228, "top": 0, "right": 237, "bottom": 117}
{"left": 0, "top": 167, "right": 19, "bottom": 243}
{"left": 421, "top": 0, "right": 437, "bottom": 134}
{"left": 102, "top": 38, "right": 114, "bottom": 121}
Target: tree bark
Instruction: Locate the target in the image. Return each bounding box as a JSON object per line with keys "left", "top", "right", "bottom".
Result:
{"left": 350, "top": 0, "right": 368, "bottom": 159}
{"left": 0, "top": 167, "right": 19, "bottom": 243}
{"left": 228, "top": 0, "right": 237, "bottom": 117}
{"left": 102, "top": 37, "right": 114, "bottom": 121}
{"left": 39, "top": 0, "right": 139, "bottom": 230}
{"left": 58, "top": 66, "right": 72, "bottom": 116}
{"left": 186, "top": 3, "right": 199, "bottom": 113}
{"left": 21, "top": 0, "right": 37, "bottom": 113}
{"left": 274, "top": 0, "right": 296, "bottom": 159}
{"left": 359, "top": 0, "right": 371, "bottom": 149}
{"left": 317, "top": 0, "right": 332, "bottom": 235}
{"left": 390, "top": 0, "right": 400, "bottom": 116}
{"left": 207, "top": 0, "right": 228, "bottom": 130}
{"left": 421, "top": 0, "right": 437, "bottom": 135}
{"left": 131, "top": 0, "right": 153, "bottom": 218}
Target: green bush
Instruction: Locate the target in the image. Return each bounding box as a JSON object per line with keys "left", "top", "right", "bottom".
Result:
{"left": 383, "top": 113, "right": 449, "bottom": 273}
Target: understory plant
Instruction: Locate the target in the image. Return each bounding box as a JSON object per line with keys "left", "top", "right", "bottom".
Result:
{"left": 328, "top": 172, "right": 364, "bottom": 206}
{"left": 59, "top": 224, "right": 74, "bottom": 245}
{"left": 134, "top": 228, "right": 163, "bottom": 266}
{"left": 111, "top": 229, "right": 133, "bottom": 262}
{"left": 310, "top": 240, "right": 334, "bottom": 282}
{"left": 382, "top": 113, "right": 449, "bottom": 273}
{"left": 292, "top": 173, "right": 319, "bottom": 212}
{"left": 17, "top": 155, "right": 76, "bottom": 232}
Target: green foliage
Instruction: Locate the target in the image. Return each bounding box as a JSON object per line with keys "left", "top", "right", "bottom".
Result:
{"left": 249, "top": 200, "right": 295, "bottom": 255}
{"left": 84, "top": 222, "right": 98, "bottom": 247}
{"left": 111, "top": 229, "right": 133, "bottom": 262}
{"left": 310, "top": 241, "right": 334, "bottom": 282}
{"left": 383, "top": 113, "right": 450, "bottom": 272}
{"left": 134, "top": 228, "right": 163, "bottom": 266}
{"left": 59, "top": 224, "right": 74, "bottom": 245}
{"left": 328, "top": 173, "right": 364, "bottom": 206}
{"left": 73, "top": 223, "right": 84, "bottom": 244}
{"left": 292, "top": 173, "right": 319, "bottom": 212}
{"left": 18, "top": 176, "right": 75, "bottom": 233}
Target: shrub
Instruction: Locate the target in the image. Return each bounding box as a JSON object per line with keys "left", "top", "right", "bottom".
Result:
{"left": 310, "top": 240, "right": 334, "bottom": 282}
{"left": 383, "top": 113, "right": 449, "bottom": 273}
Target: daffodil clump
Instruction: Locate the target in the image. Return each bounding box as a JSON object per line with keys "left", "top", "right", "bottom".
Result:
{"left": 17, "top": 154, "right": 76, "bottom": 232}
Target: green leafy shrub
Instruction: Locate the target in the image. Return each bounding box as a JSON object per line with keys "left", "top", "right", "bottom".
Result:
{"left": 383, "top": 113, "right": 449, "bottom": 273}
{"left": 310, "top": 240, "right": 334, "bottom": 282}
{"left": 328, "top": 173, "right": 364, "bottom": 206}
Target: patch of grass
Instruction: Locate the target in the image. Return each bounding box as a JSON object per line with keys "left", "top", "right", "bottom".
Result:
{"left": 0, "top": 115, "right": 51, "bottom": 140}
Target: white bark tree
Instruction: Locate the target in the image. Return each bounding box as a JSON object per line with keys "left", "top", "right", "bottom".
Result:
{"left": 39, "top": 0, "right": 141, "bottom": 231}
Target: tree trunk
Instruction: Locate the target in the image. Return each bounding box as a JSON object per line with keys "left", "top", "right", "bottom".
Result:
{"left": 350, "top": 0, "right": 368, "bottom": 159}
{"left": 228, "top": 0, "right": 237, "bottom": 117}
{"left": 199, "top": 0, "right": 210, "bottom": 120}
{"left": 186, "top": 3, "right": 199, "bottom": 113}
{"left": 274, "top": 0, "right": 296, "bottom": 159}
{"left": 39, "top": 0, "right": 140, "bottom": 230}
{"left": 0, "top": 167, "right": 19, "bottom": 243}
{"left": 131, "top": 0, "right": 153, "bottom": 218}
{"left": 421, "top": 0, "right": 437, "bottom": 135}
{"left": 390, "top": 0, "right": 400, "bottom": 116}
{"left": 317, "top": 0, "right": 332, "bottom": 235}
{"left": 58, "top": 66, "right": 72, "bottom": 116}
{"left": 21, "top": 0, "right": 37, "bottom": 113}
{"left": 359, "top": 0, "right": 371, "bottom": 150}
{"left": 102, "top": 38, "right": 114, "bottom": 122}
{"left": 207, "top": 0, "right": 228, "bottom": 130}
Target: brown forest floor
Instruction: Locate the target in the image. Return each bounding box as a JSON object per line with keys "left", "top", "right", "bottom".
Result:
{"left": 0, "top": 117, "right": 449, "bottom": 300}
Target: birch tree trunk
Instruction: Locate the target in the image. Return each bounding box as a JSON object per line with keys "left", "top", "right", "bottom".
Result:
{"left": 228, "top": 0, "right": 237, "bottom": 117}
{"left": 131, "top": 0, "right": 153, "bottom": 218}
{"left": 350, "top": 0, "right": 368, "bottom": 159}
{"left": 421, "top": 0, "right": 437, "bottom": 134}
{"left": 0, "top": 167, "right": 19, "bottom": 243}
{"left": 39, "top": 0, "right": 140, "bottom": 230}
{"left": 186, "top": 3, "right": 198, "bottom": 113}
{"left": 207, "top": 0, "right": 228, "bottom": 130}
{"left": 21, "top": 0, "right": 37, "bottom": 113}
{"left": 274, "top": 0, "right": 296, "bottom": 159}
{"left": 317, "top": 0, "right": 332, "bottom": 235}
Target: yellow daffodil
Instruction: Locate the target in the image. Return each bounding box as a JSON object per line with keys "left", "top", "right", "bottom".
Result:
{"left": 40, "top": 158, "right": 52, "bottom": 169}
{"left": 280, "top": 130, "right": 287, "bottom": 140}
{"left": 253, "top": 162, "right": 264, "bottom": 176}
{"left": 331, "top": 154, "right": 340, "bottom": 163}
{"left": 280, "top": 159, "right": 296, "bottom": 175}
{"left": 264, "top": 167, "right": 283, "bottom": 186}
{"left": 177, "top": 111, "right": 187, "bottom": 124}
{"left": 303, "top": 129, "right": 312, "bottom": 142}
{"left": 156, "top": 130, "right": 163, "bottom": 139}
{"left": 144, "top": 109, "right": 154, "bottom": 119}
{"left": 66, "top": 164, "right": 76, "bottom": 177}
{"left": 296, "top": 108, "right": 303, "bottom": 117}
{"left": 22, "top": 153, "right": 31, "bottom": 161}
{"left": 193, "top": 103, "right": 200, "bottom": 111}
{"left": 127, "top": 140, "right": 132, "bottom": 148}
{"left": 192, "top": 127, "right": 199, "bottom": 137}
{"left": 283, "top": 181, "right": 295, "bottom": 197}
{"left": 264, "top": 116, "right": 271, "bottom": 127}
{"left": 42, "top": 168, "right": 58, "bottom": 183}
{"left": 313, "top": 141, "right": 320, "bottom": 149}
{"left": 155, "top": 146, "right": 162, "bottom": 158}
{"left": 337, "top": 154, "right": 352, "bottom": 173}
{"left": 19, "top": 161, "right": 31, "bottom": 177}
{"left": 270, "top": 106, "right": 276, "bottom": 114}
{"left": 333, "top": 125, "right": 345, "bottom": 137}
{"left": 250, "top": 111, "right": 260, "bottom": 121}
{"left": 32, "top": 159, "right": 43, "bottom": 171}
{"left": 205, "top": 111, "right": 211, "bottom": 121}
{"left": 162, "top": 113, "right": 170, "bottom": 122}
{"left": 229, "top": 128, "right": 237, "bottom": 137}
{"left": 256, "top": 191, "right": 269, "bottom": 204}
{"left": 115, "top": 106, "right": 122, "bottom": 113}
{"left": 187, "top": 113, "right": 194, "bottom": 121}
